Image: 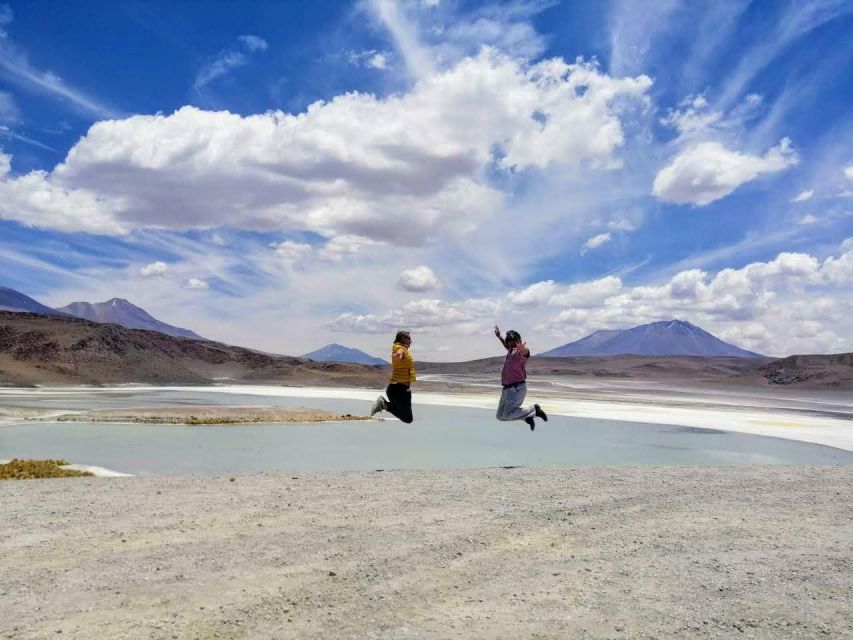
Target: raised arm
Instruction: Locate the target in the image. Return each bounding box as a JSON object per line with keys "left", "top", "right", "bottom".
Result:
{"left": 494, "top": 325, "right": 509, "bottom": 350}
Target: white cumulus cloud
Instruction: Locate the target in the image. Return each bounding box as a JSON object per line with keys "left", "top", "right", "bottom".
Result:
{"left": 0, "top": 49, "right": 650, "bottom": 242}
{"left": 548, "top": 276, "right": 622, "bottom": 307}
{"left": 138, "top": 261, "right": 168, "bottom": 277}
{"left": 652, "top": 138, "right": 798, "bottom": 206}
{"left": 0, "top": 152, "right": 126, "bottom": 234}
{"left": 398, "top": 265, "right": 439, "bottom": 292}
{"left": 581, "top": 232, "right": 612, "bottom": 254}
{"left": 186, "top": 278, "right": 209, "bottom": 289}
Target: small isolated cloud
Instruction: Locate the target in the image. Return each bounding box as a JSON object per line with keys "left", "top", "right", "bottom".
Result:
{"left": 194, "top": 35, "right": 268, "bottom": 89}
{"left": 790, "top": 189, "right": 814, "bottom": 203}
{"left": 581, "top": 232, "right": 612, "bottom": 255}
{"left": 660, "top": 94, "right": 722, "bottom": 137}
{"left": 398, "top": 265, "right": 439, "bottom": 292}
{"left": 799, "top": 214, "right": 818, "bottom": 225}
{"left": 138, "top": 261, "right": 168, "bottom": 277}
{"left": 348, "top": 49, "right": 391, "bottom": 70}
{"left": 844, "top": 164, "right": 853, "bottom": 181}
{"left": 186, "top": 278, "right": 209, "bottom": 289}
{"left": 367, "top": 52, "right": 389, "bottom": 69}
{"left": 272, "top": 235, "right": 378, "bottom": 269}
{"left": 652, "top": 139, "right": 798, "bottom": 206}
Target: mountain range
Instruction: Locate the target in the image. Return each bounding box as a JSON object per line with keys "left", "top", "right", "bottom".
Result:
{"left": 57, "top": 298, "right": 204, "bottom": 340}
{"left": 0, "top": 311, "right": 386, "bottom": 387}
{"left": 0, "top": 287, "right": 780, "bottom": 361}
{"left": 0, "top": 286, "right": 203, "bottom": 340}
{"left": 1, "top": 308, "right": 849, "bottom": 389}
{"left": 539, "top": 320, "right": 762, "bottom": 358}
{"left": 302, "top": 343, "right": 386, "bottom": 365}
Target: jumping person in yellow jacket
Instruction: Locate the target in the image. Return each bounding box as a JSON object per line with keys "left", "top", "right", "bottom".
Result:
{"left": 370, "top": 330, "right": 415, "bottom": 423}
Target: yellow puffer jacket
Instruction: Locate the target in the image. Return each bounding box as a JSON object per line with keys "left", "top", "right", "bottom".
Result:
{"left": 389, "top": 342, "right": 416, "bottom": 384}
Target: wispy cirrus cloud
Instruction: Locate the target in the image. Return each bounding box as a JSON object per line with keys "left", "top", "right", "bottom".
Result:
{"left": 0, "top": 89, "right": 18, "bottom": 121}
{"left": 194, "top": 34, "right": 268, "bottom": 90}
{"left": 0, "top": 5, "right": 120, "bottom": 119}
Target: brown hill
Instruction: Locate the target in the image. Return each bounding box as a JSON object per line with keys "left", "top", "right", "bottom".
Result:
{"left": 416, "top": 352, "right": 853, "bottom": 389}
{"left": 756, "top": 353, "right": 853, "bottom": 388}
{"left": 0, "top": 312, "right": 385, "bottom": 387}
{"left": 2, "top": 311, "right": 850, "bottom": 389}
{"left": 416, "top": 355, "right": 771, "bottom": 380}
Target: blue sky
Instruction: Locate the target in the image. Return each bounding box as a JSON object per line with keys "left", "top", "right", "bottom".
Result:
{"left": 0, "top": 0, "right": 851, "bottom": 359}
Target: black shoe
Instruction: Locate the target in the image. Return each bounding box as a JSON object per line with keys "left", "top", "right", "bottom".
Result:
{"left": 534, "top": 404, "right": 548, "bottom": 422}
{"left": 524, "top": 416, "right": 535, "bottom": 431}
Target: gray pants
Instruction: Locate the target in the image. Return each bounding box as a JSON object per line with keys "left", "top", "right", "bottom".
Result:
{"left": 496, "top": 382, "right": 535, "bottom": 421}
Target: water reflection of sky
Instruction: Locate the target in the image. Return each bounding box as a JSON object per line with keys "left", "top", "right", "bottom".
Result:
{"left": 1, "top": 388, "right": 851, "bottom": 475}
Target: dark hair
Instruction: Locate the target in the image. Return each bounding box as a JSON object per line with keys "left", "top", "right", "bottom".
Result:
{"left": 394, "top": 330, "right": 411, "bottom": 343}
{"left": 505, "top": 330, "right": 521, "bottom": 341}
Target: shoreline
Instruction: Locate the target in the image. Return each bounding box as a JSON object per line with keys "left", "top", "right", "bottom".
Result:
{"left": 167, "top": 382, "right": 853, "bottom": 452}
{"left": 1, "top": 380, "right": 851, "bottom": 457}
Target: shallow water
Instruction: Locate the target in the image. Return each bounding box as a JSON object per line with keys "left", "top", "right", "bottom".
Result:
{"left": 1, "top": 387, "right": 851, "bottom": 474}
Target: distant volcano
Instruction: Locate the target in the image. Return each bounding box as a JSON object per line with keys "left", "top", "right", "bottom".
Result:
{"left": 302, "top": 343, "right": 387, "bottom": 365}
{"left": 57, "top": 298, "right": 205, "bottom": 340}
{"left": 540, "top": 319, "right": 763, "bottom": 358}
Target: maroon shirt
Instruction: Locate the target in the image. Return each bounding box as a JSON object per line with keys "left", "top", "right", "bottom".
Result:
{"left": 501, "top": 348, "right": 528, "bottom": 385}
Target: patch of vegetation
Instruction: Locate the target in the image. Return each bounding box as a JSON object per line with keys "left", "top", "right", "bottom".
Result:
{"left": 0, "top": 459, "right": 94, "bottom": 480}
{"left": 56, "top": 412, "right": 370, "bottom": 425}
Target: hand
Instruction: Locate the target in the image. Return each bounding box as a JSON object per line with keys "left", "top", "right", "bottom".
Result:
{"left": 494, "top": 325, "right": 501, "bottom": 338}
{"left": 517, "top": 339, "right": 528, "bottom": 355}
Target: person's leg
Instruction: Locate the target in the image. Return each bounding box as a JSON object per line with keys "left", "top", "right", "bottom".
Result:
{"left": 385, "top": 383, "right": 414, "bottom": 423}
{"left": 496, "top": 387, "right": 509, "bottom": 420}
{"left": 501, "top": 384, "right": 536, "bottom": 421}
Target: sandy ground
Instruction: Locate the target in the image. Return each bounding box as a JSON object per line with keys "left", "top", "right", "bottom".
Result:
{"left": 1, "top": 467, "right": 851, "bottom": 639}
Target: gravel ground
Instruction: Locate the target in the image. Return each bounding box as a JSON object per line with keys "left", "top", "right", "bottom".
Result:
{"left": 1, "top": 467, "right": 851, "bottom": 639}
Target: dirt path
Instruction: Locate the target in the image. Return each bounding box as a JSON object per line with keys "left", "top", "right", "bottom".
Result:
{"left": 1, "top": 467, "right": 851, "bottom": 639}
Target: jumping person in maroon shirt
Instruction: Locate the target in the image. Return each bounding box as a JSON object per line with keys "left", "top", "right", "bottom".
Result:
{"left": 493, "top": 326, "right": 548, "bottom": 431}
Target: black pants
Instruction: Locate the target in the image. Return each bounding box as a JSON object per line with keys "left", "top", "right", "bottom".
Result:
{"left": 385, "top": 383, "right": 413, "bottom": 423}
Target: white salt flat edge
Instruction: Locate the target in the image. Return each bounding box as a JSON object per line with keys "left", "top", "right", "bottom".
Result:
{"left": 1, "top": 383, "right": 851, "bottom": 453}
